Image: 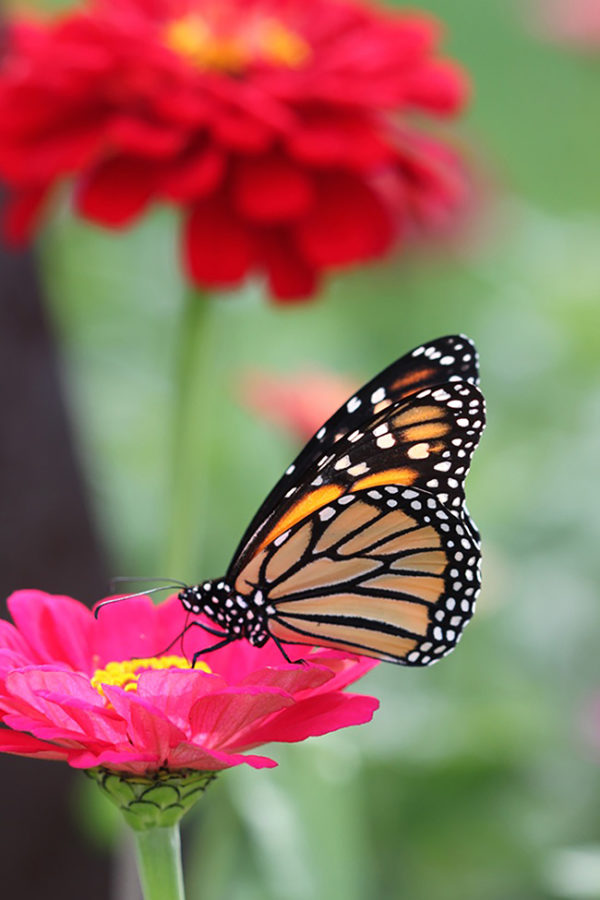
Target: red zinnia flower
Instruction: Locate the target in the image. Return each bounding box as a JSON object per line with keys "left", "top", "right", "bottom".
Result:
{"left": 0, "top": 591, "right": 378, "bottom": 773}
{"left": 0, "top": 0, "right": 469, "bottom": 300}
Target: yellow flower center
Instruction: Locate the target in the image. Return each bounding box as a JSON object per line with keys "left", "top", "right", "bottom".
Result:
{"left": 91, "top": 655, "right": 210, "bottom": 698}
{"left": 165, "top": 14, "right": 310, "bottom": 72}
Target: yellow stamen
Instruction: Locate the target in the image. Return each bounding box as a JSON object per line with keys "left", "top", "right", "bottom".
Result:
{"left": 164, "top": 14, "right": 310, "bottom": 72}
{"left": 260, "top": 19, "right": 311, "bottom": 68}
{"left": 91, "top": 655, "right": 210, "bottom": 698}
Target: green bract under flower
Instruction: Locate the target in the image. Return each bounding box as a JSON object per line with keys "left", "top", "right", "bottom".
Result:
{"left": 87, "top": 767, "right": 217, "bottom": 830}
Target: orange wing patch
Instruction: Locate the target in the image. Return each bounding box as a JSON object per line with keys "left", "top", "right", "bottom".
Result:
{"left": 392, "top": 404, "right": 447, "bottom": 428}
{"left": 352, "top": 468, "right": 418, "bottom": 492}
{"left": 399, "top": 423, "right": 450, "bottom": 442}
{"left": 391, "top": 367, "right": 436, "bottom": 391}
{"left": 257, "top": 484, "right": 345, "bottom": 552}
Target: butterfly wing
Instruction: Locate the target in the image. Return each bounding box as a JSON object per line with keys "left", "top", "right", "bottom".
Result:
{"left": 230, "top": 377, "right": 485, "bottom": 574}
{"left": 233, "top": 335, "right": 480, "bottom": 566}
{"left": 232, "top": 486, "right": 480, "bottom": 665}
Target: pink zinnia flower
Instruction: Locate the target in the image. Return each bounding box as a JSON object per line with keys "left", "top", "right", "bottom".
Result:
{"left": 240, "top": 367, "right": 359, "bottom": 442}
{"left": 530, "top": 0, "right": 600, "bottom": 50}
{"left": 0, "top": 590, "right": 378, "bottom": 774}
{"left": 0, "top": 0, "right": 469, "bottom": 301}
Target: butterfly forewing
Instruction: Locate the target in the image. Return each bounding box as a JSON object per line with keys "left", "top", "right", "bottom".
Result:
{"left": 233, "top": 486, "right": 480, "bottom": 665}
{"left": 232, "top": 335, "right": 480, "bottom": 570}
{"left": 230, "top": 377, "right": 485, "bottom": 573}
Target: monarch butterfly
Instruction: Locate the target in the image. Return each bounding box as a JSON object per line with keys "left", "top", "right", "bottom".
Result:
{"left": 178, "top": 335, "right": 485, "bottom": 666}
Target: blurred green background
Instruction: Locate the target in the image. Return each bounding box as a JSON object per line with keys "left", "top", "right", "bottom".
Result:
{"left": 20, "top": 0, "right": 600, "bottom": 897}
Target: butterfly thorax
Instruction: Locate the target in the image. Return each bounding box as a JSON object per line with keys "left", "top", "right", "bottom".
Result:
{"left": 178, "top": 580, "right": 272, "bottom": 647}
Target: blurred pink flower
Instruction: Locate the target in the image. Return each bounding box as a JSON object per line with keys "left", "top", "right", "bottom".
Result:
{"left": 0, "top": 590, "right": 378, "bottom": 774}
{"left": 531, "top": 0, "right": 600, "bottom": 50}
{"left": 240, "top": 368, "right": 358, "bottom": 442}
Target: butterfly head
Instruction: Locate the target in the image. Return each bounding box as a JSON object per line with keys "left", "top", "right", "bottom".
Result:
{"left": 178, "top": 580, "right": 271, "bottom": 647}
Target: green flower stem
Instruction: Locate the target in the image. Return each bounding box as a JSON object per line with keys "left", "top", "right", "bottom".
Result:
{"left": 165, "top": 289, "right": 216, "bottom": 578}
{"left": 88, "top": 768, "right": 217, "bottom": 900}
{"left": 132, "top": 824, "right": 185, "bottom": 900}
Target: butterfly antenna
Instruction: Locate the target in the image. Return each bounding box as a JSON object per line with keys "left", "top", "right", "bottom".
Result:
{"left": 109, "top": 575, "right": 188, "bottom": 591}
{"left": 94, "top": 584, "right": 184, "bottom": 619}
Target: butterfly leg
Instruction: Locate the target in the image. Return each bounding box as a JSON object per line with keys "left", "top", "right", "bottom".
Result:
{"left": 192, "top": 637, "right": 234, "bottom": 668}
{"left": 156, "top": 620, "right": 228, "bottom": 656}
{"left": 271, "top": 635, "right": 307, "bottom": 666}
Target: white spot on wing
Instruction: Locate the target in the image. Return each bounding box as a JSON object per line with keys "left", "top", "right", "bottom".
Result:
{"left": 319, "top": 507, "right": 336, "bottom": 522}
{"left": 334, "top": 455, "right": 351, "bottom": 470}
{"left": 407, "top": 442, "right": 429, "bottom": 459}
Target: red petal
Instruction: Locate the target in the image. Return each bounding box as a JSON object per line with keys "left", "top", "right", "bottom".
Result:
{"left": 2, "top": 186, "right": 49, "bottom": 244}
{"left": 233, "top": 153, "right": 314, "bottom": 223}
{"left": 108, "top": 115, "right": 186, "bottom": 158}
{"left": 75, "top": 156, "right": 159, "bottom": 227}
{"left": 288, "top": 114, "right": 390, "bottom": 171}
{"left": 297, "top": 172, "right": 393, "bottom": 266}
{"left": 162, "top": 147, "right": 225, "bottom": 201}
{"left": 184, "top": 196, "right": 254, "bottom": 289}
{"left": 403, "top": 60, "right": 470, "bottom": 115}
{"left": 258, "top": 231, "right": 318, "bottom": 301}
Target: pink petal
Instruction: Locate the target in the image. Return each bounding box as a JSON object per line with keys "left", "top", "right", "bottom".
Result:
{"left": 102, "top": 686, "right": 188, "bottom": 759}
{"left": 168, "top": 742, "right": 277, "bottom": 770}
{"left": 7, "top": 590, "right": 94, "bottom": 670}
{"left": 0, "top": 648, "right": 31, "bottom": 679}
{"left": 69, "top": 743, "right": 276, "bottom": 772}
{"left": 236, "top": 692, "right": 379, "bottom": 746}
{"left": 0, "top": 620, "right": 31, "bottom": 657}
{"left": 93, "top": 595, "right": 169, "bottom": 665}
{"left": 34, "top": 691, "right": 127, "bottom": 744}
{"left": 301, "top": 652, "right": 379, "bottom": 694}
{"left": 153, "top": 594, "right": 190, "bottom": 647}
{"left": 136, "top": 669, "right": 228, "bottom": 729}
{"left": 189, "top": 686, "right": 293, "bottom": 749}
{"left": 67, "top": 749, "right": 159, "bottom": 772}
{"left": 4, "top": 668, "right": 104, "bottom": 733}
{"left": 0, "top": 730, "right": 69, "bottom": 761}
{"left": 240, "top": 664, "right": 334, "bottom": 695}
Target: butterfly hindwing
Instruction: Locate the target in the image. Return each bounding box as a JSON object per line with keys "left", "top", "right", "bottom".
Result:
{"left": 233, "top": 486, "right": 480, "bottom": 665}
{"left": 232, "top": 335, "right": 480, "bottom": 569}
